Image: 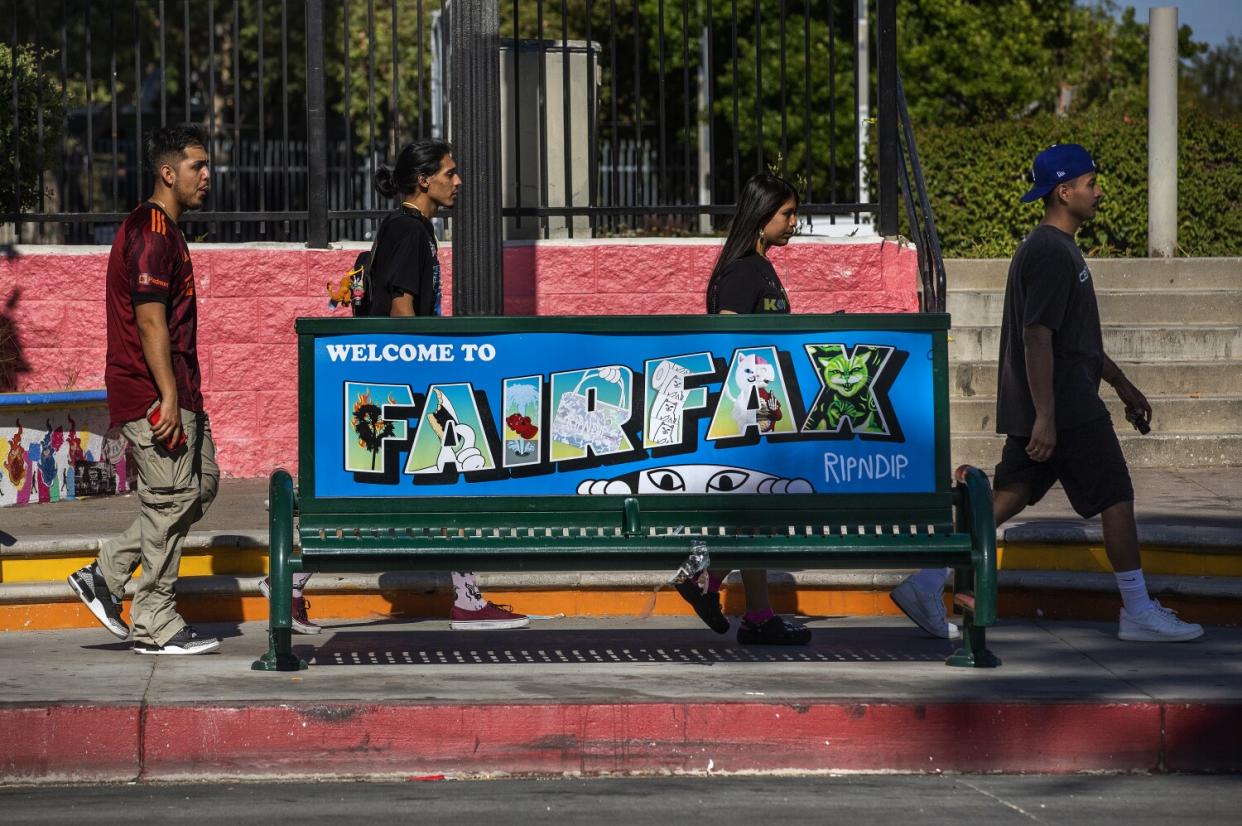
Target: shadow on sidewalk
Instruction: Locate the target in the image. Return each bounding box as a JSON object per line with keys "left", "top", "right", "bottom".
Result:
{"left": 303, "top": 626, "right": 955, "bottom": 667}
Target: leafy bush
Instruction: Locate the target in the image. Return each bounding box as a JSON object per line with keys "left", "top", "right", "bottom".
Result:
{"left": 911, "top": 104, "right": 1242, "bottom": 257}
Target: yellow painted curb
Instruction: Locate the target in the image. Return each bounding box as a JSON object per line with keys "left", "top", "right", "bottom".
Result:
{"left": 4, "top": 542, "right": 1240, "bottom": 584}
{"left": 0, "top": 549, "right": 269, "bottom": 582}
{"left": 997, "top": 544, "right": 1242, "bottom": 577}
{"left": 0, "top": 587, "right": 916, "bottom": 633}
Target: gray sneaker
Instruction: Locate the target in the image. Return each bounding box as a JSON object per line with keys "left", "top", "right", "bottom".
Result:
{"left": 67, "top": 562, "right": 129, "bottom": 639}
{"left": 132, "top": 626, "right": 221, "bottom": 655}
{"left": 890, "top": 576, "right": 961, "bottom": 640}
{"left": 1118, "top": 601, "right": 1204, "bottom": 642}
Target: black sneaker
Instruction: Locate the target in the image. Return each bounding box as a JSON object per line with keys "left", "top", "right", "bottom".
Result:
{"left": 67, "top": 562, "right": 129, "bottom": 639}
{"left": 132, "top": 626, "right": 221, "bottom": 655}
{"left": 737, "top": 616, "right": 812, "bottom": 646}
{"left": 674, "top": 579, "right": 730, "bottom": 634}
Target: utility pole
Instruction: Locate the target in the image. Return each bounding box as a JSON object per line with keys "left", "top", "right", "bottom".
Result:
{"left": 1148, "top": 6, "right": 1178, "bottom": 258}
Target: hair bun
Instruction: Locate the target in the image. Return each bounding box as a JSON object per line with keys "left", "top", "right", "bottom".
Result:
{"left": 373, "top": 165, "right": 398, "bottom": 198}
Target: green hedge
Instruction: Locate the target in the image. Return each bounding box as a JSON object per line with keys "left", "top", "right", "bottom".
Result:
{"left": 910, "top": 106, "right": 1242, "bottom": 258}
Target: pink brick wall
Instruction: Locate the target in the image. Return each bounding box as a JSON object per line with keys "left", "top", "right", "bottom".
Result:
{"left": 0, "top": 238, "right": 916, "bottom": 477}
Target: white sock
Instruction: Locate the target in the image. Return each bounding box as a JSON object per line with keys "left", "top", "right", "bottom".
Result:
{"left": 291, "top": 572, "right": 312, "bottom": 599}
{"left": 909, "top": 566, "right": 952, "bottom": 594}
{"left": 452, "top": 571, "right": 487, "bottom": 611}
{"left": 1115, "top": 569, "right": 1154, "bottom": 616}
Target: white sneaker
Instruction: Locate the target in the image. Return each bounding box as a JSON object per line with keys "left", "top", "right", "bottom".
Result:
{"left": 890, "top": 576, "right": 961, "bottom": 640}
{"left": 1118, "top": 600, "right": 1204, "bottom": 642}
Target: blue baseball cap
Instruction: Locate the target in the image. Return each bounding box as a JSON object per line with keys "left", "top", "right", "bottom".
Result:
{"left": 1020, "top": 143, "right": 1097, "bottom": 203}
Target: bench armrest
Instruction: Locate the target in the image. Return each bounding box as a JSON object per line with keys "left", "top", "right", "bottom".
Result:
{"left": 955, "top": 464, "right": 997, "bottom": 626}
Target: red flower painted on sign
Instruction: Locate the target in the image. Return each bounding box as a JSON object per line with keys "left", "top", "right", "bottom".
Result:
{"left": 506, "top": 412, "right": 538, "bottom": 440}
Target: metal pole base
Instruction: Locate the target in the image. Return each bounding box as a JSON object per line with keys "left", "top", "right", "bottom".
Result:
{"left": 251, "top": 628, "right": 308, "bottom": 672}
{"left": 945, "top": 618, "right": 1002, "bottom": 669}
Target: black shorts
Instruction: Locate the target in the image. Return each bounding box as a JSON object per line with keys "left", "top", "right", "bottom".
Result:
{"left": 993, "top": 415, "right": 1134, "bottom": 518}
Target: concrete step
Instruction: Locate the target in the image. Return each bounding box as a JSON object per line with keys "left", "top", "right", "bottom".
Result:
{"left": 946, "top": 257, "right": 1242, "bottom": 291}
{"left": 952, "top": 432, "right": 1242, "bottom": 469}
{"left": 948, "top": 324, "right": 1242, "bottom": 362}
{"left": 947, "top": 289, "right": 1242, "bottom": 327}
{"left": 950, "top": 395, "right": 1242, "bottom": 434}
{"left": 950, "top": 360, "right": 1242, "bottom": 398}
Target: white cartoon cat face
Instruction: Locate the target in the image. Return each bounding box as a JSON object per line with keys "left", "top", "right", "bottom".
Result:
{"left": 736, "top": 352, "right": 775, "bottom": 389}
{"left": 576, "top": 463, "right": 813, "bottom": 495}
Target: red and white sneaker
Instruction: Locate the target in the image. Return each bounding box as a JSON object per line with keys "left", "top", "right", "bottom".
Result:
{"left": 259, "top": 577, "right": 322, "bottom": 635}
{"left": 449, "top": 602, "right": 530, "bottom": 630}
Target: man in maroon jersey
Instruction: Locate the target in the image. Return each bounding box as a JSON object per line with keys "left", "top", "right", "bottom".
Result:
{"left": 68, "top": 124, "right": 221, "bottom": 655}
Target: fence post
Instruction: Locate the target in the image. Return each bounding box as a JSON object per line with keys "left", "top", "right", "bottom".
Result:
{"left": 876, "top": 0, "right": 899, "bottom": 236}
{"left": 450, "top": 0, "right": 504, "bottom": 315}
{"left": 305, "top": 0, "right": 329, "bottom": 249}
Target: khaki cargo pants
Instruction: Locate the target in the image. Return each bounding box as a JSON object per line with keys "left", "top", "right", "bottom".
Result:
{"left": 98, "top": 409, "right": 219, "bottom": 647}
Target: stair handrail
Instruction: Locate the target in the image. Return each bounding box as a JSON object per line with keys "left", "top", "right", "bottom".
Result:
{"left": 896, "top": 73, "right": 948, "bottom": 314}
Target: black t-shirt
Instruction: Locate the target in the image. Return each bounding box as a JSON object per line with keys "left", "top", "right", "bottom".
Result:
{"left": 709, "top": 253, "right": 791, "bottom": 314}
{"left": 365, "top": 208, "right": 441, "bottom": 318}
{"left": 995, "top": 224, "right": 1108, "bottom": 436}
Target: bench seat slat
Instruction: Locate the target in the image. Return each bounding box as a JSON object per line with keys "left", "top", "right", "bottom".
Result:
{"left": 297, "top": 507, "right": 956, "bottom": 533}
{"left": 298, "top": 532, "right": 971, "bottom": 557}
{"left": 292, "top": 535, "right": 975, "bottom": 574}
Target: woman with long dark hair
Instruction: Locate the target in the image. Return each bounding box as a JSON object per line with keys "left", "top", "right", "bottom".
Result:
{"left": 676, "top": 172, "right": 811, "bottom": 645}
{"left": 705, "top": 172, "right": 798, "bottom": 315}
{"left": 263, "top": 139, "right": 529, "bottom": 633}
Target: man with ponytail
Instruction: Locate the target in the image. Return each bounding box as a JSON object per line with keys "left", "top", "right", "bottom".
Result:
{"left": 366, "top": 139, "right": 458, "bottom": 317}
{"left": 263, "top": 139, "right": 528, "bottom": 632}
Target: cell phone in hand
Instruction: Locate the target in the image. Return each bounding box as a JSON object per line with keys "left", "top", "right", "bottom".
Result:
{"left": 1125, "top": 408, "right": 1151, "bottom": 435}
{"left": 147, "top": 400, "right": 188, "bottom": 450}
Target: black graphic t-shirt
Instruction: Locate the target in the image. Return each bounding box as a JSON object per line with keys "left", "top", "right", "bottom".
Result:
{"left": 995, "top": 224, "right": 1108, "bottom": 436}
{"left": 709, "top": 253, "right": 791, "bottom": 314}
{"left": 366, "top": 208, "right": 441, "bottom": 318}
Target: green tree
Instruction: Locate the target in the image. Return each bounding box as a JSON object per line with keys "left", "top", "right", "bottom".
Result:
{"left": 1189, "top": 36, "right": 1242, "bottom": 116}
{"left": 322, "top": 0, "right": 440, "bottom": 157}
{"left": 0, "top": 43, "right": 67, "bottom": 213}
{"left": 896, "top": 0, "right": 1204, "bottom": 126}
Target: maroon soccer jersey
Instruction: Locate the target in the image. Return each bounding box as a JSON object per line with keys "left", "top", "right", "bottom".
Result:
{"left": 104, "top": 201, "right": 204, "bottom": 426}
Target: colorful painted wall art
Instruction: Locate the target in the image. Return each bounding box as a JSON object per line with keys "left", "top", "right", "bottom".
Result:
{"left": 0, "top": 405, "right": 132, "bottom": 507}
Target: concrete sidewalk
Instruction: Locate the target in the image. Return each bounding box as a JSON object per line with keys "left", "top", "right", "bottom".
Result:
{"left": 3, "top": 616, "right": 1240, "bottom": 781}
{"left": 1, "top": 467, "right": 1238, "bottom": 633}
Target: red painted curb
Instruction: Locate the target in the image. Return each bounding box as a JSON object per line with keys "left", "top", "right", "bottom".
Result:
{"left": 1163, "top": 703, "right": 1242, "bottom": 773}
{"left": 8, "top": 700, "right": 1239, "bottom": 780}
{"left": 0, "top": 706, "right": 140, "bottom": 782}
{"left": 140, "top": 702, "right": 1163, "bottom": 777}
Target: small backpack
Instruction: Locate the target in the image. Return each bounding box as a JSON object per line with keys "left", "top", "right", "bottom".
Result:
{"left": 327, "top": 209, "right": 399, "bottom": 317}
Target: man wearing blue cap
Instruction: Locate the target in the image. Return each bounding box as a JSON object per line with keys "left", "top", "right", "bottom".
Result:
{"left": 891, "top": 144, "right": 1203, "bottom": 643}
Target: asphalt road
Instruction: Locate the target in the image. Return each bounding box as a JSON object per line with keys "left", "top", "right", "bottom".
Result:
{"left": 2, "top": 775, "right": 1240, "bottom": 825}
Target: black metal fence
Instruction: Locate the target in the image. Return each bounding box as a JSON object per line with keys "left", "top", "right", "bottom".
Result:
{"left": 2, "top": 0, "right": 905, "bottom": 247}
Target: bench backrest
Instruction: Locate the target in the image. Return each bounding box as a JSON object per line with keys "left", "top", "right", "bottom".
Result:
{"left": 295, "top": 314, "right": 954, "bottom": 535}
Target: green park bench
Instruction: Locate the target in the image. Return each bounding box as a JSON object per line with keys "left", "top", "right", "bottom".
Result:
{"left": 253, "top": 314, "right": 999, "bottom": 671}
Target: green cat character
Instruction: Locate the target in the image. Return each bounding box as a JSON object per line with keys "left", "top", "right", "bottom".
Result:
{"left": 803, "top": 344, "right": 891, "bottom": 435}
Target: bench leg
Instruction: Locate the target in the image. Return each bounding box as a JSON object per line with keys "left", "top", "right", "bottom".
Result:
{"left": 945, "top": 466, "right": 1001, "bottom": 668}
{"left": 946, "top": 610, "right": 1001, "bottom": 668}
{"left": 252, "top": 469, "right": 307, "bottom": 672}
